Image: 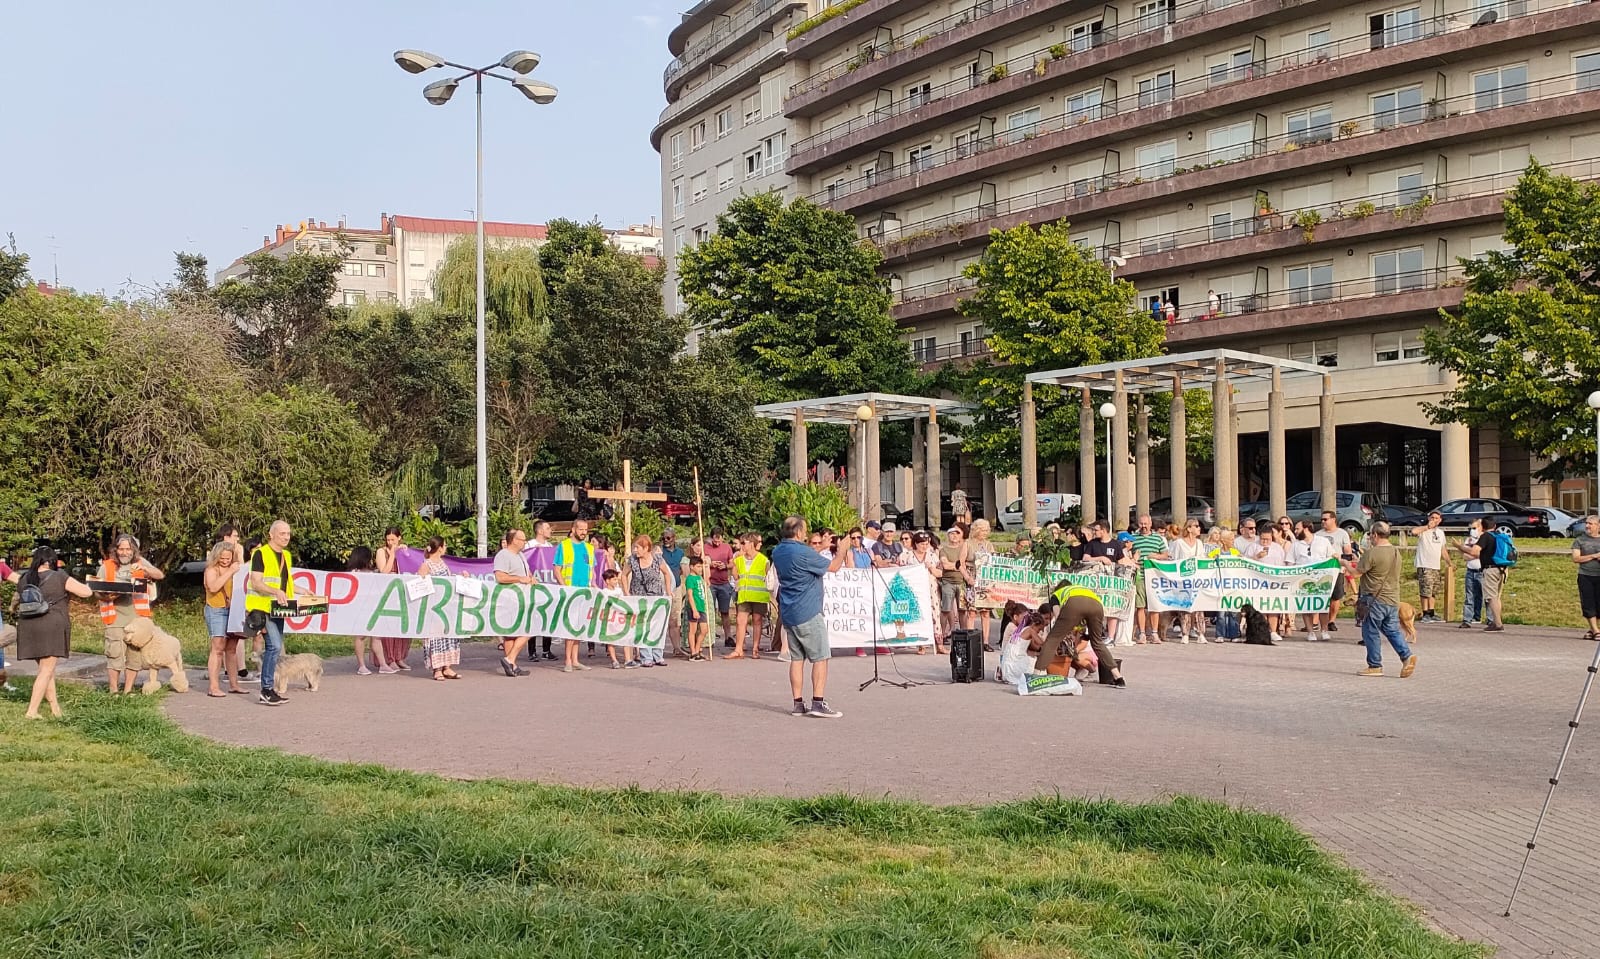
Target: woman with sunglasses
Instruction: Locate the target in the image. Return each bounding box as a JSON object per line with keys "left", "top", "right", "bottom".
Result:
{"left": 1167, "top": 519, "right": 1208, "bottom": 643}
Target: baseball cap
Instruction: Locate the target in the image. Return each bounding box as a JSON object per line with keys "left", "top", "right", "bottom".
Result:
{"left": 881, "top": 521, "right": 897, "bottom": 532}
{"left": 865, "top": 520, "right": 882, "bottom": 530}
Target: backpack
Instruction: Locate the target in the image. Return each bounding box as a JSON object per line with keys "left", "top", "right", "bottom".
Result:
{"left": 16, "top": 573, "right": 51, "bottom": 618}
{"left": 1488, "top": 532, "right": 1518, "bottom": 568}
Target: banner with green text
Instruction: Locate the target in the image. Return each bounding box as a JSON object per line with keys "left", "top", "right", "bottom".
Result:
{"left": 226, "top": 569, "right": 671, "bottom": 648}
{"left": 1142, "top": 556, "right": 1341, "bottom": 614}
{"left": 972, "top": 555, "right": 1136, "bottom": 618}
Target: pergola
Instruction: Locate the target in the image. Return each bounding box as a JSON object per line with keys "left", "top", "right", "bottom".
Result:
{"left": 753, "top": 392, "right": 968, "bottom": 525}
{"left": 1022, "top": 350, "right": 1334, "bottom": 530}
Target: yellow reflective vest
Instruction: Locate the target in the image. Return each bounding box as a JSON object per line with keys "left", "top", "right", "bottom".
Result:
{"left": 246, "top": 546, "right": 295, "bottom": 613}
{"left": 1053, "top": 583, "right": 1098, "bottom": 605}
{"left": 734, "top": 552, "right": 771, "bottom": 605}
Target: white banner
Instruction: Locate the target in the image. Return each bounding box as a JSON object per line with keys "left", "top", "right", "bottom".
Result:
{"left": 226, "top": 568, "right": 670, "bottom": 648}
{"left": 821, "top": 565, "right": 936, "bottom": 649}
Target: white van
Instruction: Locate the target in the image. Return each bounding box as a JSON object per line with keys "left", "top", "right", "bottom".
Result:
{"left": 998, "top": 493, "right": 1081, "bottom": 531}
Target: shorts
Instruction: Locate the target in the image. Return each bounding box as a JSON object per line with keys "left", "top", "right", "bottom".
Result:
{"left": 203, "top": 605, "right": 230, "bottom": 638}
{"left": 1133, "top": 575, "right": 1148, "bottom": 609}
{"left": 1331, "top": 574, "right": 1347, "bottom": 601}
{"left": 939, "top": 580, "right": 967, "bottom": 612}
{"left": 1481, "top": 567, "right": 1507, "bottom": 605}
{"left": 104, "top": 629, "right": 128, "bottom": 671}
{"left": 1416, "top": 566, "right": 1442, "bottom": 599}
{"left": 711, "top": 582, "right": 734, "bottom": 614}
{"left": 738, "top": 601, "right": 767, "bottom": 616}
{"left": 687, "top": 609, "right": 707, "bottom": 624}
{"left": 1579, "top": 575, "right": 1600, "bottom": 619}
{"left": 786, "top": 614, "right": 832, "bottom": 663}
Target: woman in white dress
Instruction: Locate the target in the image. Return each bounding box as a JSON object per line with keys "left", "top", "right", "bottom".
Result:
{"left": 1256, "top": 526, "right": 1291, "bottom": 642}
{"left": 1167, "top": 519, "right": 1208, "bottom": 644}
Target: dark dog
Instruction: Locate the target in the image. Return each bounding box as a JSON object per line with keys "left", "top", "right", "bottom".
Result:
{"left": 1239, "top": 604, "right": 1278, "bottom": 645}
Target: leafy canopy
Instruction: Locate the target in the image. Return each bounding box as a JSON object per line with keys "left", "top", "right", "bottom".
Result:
{"left": 432, "top": 238, "right": 548, "bottom": 332}
{"left": 1424, "top": 160, "right": 1600, "bottom": 478}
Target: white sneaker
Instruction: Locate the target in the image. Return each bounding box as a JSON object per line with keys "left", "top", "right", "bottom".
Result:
{"left": 1180, "top": 635, "right": 1190, "bottom": 645}
{"left": 1269, "top": 632, "right": 1283, "bottom": 644}
{"left": 1308, "top": 631, "right": 1323, "bottom": 642}
{"left": 1194, "top": 634, "right": 1208, "bottom": 644}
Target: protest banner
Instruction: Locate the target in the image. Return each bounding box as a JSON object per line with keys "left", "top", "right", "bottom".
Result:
{"left": 226, "top": 568, "right": 670, "bottom": 648}
{"left": 822, "top": 565, "right": 935, "bottom": 649}
{"left": 1142, "top": 556, "right": 1341, "bottom": 613}
{"left": 972, "top": 554, "right": 1136, "bottom": 618}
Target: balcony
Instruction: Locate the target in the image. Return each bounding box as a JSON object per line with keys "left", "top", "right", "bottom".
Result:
{"left": 810, "top": 0, "right": 1600, "bottom": 212}
{"left": 868, "top": 76, "right": 1600, "bottom": 264}
{"left": 669, "top": 0, "right": 749, "bottom": 56}
{"left": 651, "top": 33, "right": 789, "bottom": 149}
{"left": 665, "top": 0, "right": 807, "bottom": 102}
{"left": 911, "top": 336, "right": 995, "bottom": 370}
{"left": 786, "top": 0, "right": 1070, "bottom": 116}
{"left": 786, "top": 0, "right": 924, "bottom": 57}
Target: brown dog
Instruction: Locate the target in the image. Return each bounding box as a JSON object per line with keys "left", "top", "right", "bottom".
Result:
{"left": 1352, "top": 597, "right": 1418, "bottom": 645}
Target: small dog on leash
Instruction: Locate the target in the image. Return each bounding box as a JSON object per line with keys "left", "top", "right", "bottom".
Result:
{"left": 1238, "top": 604, "right": 1278, "bottom": 645}
{"left": 1351, "top": 597, "right": 1418, "bottom": 646}
{"left": 249, "top": 651, "right": 324, "bottom": 691}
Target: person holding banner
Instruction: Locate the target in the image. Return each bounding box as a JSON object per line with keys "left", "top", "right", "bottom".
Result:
{"left": 245, "top": 521, "right": 297, "bottom": 704}
{"left": 529, "top": 522, "right": 560, "bottom": 662}
{"left": 493, "top": 529, "right": 534, "bottom": 677}
{"left": 772, "top": 516, "right": 848, "bottom": 717}
{"left": 623, "top": 534, "right": 674, "bottom": 667}
{"left": 415, "top": 537, "right": 463, "bottom": 681}
{"left": 374, "top": 528, "right": 412, "bottom": 671}
{"left": 1168, "top": 520, "right": 1209, "bottom": 644}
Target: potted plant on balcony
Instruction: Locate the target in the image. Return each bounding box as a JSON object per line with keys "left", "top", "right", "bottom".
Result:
{"left": 1255, "top": 190, "right": 1274, "bottom": 217}
{"left": 1293, "top": 209, "right": 1323, "bottom": 243}
{"left": 987, "top": 63, "right": 1009, "bottom": 83}
{"left": 1338, "top": 120, "right": 1360, "bottom": 139}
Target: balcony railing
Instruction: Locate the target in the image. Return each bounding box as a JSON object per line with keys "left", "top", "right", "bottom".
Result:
{"left": 653, "top": 33, "right": 788, "bottom": 142}
{"left": 806, "top": 2, "right": 1579, "bottom": 206}
{"left": 895, "top": 274, "right": 976, "bottom": 304}
{"left": 858, "top": 70, "right": 1595, "bottom": 245}
{"left": 664, "top": 0, "right": 800, "bottom": 95}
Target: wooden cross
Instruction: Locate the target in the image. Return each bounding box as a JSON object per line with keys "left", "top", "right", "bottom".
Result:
{"left": 585, "top": 460, "right": 667, "bottom": 547}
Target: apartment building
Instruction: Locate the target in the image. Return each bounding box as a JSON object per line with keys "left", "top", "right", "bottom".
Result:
{"left": 217, "top": 218, "right": 398, "bottom": 306}
{"left": 652, "top": 0, "right": 816, "bottom": 313}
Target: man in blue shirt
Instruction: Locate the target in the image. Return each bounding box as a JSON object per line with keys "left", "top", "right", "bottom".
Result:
{"left": 659, "top": 529, "right": 688, "bottom": 657}
{"left": 771, "top": 514, "right": 849, "bottom": 718}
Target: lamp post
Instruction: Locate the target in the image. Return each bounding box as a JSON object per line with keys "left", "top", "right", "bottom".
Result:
{"left": 856, "top": 404, "right": 875, "bottom": 519}
{"left": 1588, "top": 391, "right": 1600, "bottom": 513}
{"left": 394, "top": 49, "right": 558, "bottom": 558}
{"left": 1099, "top": 401, "right": 1116, "bottom": 524}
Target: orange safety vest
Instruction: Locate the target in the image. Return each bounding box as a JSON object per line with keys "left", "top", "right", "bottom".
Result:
{"left": 98, "top": 560, "right": 153, "bottom": 624}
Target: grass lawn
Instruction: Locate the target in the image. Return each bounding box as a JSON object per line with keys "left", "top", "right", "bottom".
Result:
{"left": 0, "top": 689, "right": 1484, "bottom": 959}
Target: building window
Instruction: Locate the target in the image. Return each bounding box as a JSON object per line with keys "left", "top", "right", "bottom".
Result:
{"left": 1374, "top": 330, "right": 1426, "bottom": 363}
{"left": 763, "top": 132, "right": 787, "bottom": 175}
{"left": 1137, "top": 70, "right": 1175, "bottom": 108}
{"left": 716, "top": 160, "right": 735, "bottom": 192}
{"left": 742, "top": 92, "right": 760, "bottom": 125}
{"left": 407, "top": 248, "right": 426, "bottom": 267}
{"left": 1205, "top": 122, "right": 1253, "bottom": 163}
{"left": 1304, "top": 27, "right": 1332, "bottom": 60}
{"left": 672, "top": 180, "right": 685, "bottom": 219}
{"left": 1069, "top": 17, "right": 1104, "bottom": 51}
{"left": 374, "top": 242, "right": 388, "bottom": 256}
{"left": 376, "top": 291, "right": 395, "bottom": 303}
{"left": 1289, "top": 338, "right": 1339, "bottom": 368}
{"left": 1210, "top": 209, "right": 1253, "bottom": 241}
{"left": 1287, "top": 263, "right": 1333, "bottom": 305}
{"left": 318, "top": 239, "right": 333, "bottom": 252}
{"left": 1135, "top": 212, "right": 1177, "bottom": 253}
{"left": 1372, "top": 247, "right": 1425, "bottom": 293}
{"left": 1208, "top": 50, "right": 1254, "bottom": 86}
{"left": 1396, "top": 171, "right": 1426, "bottom": 205}
{"left": 907, "top": 144, "right": 934, "bottom": 172}
{"left": 906, "top": 81, "right": 932, "bottom": 108}
{"left": 670, "top": 132, "right": 684, "bottom": 170}
{"left": 1134, "top": 140, "right": 1177, "bottom": 178}
{"left": 964, "top": 60, "right": 982, "bottom": 89}
{"left": 690, "top": 172, "right": 707, "bottom": 203}
{"left": 912, "top": 335, "right": 937, "bottom": 363}
{"left": 1475, "top": 0, "right": 1528, "bottom": 19}
{"left": 1576, "top": 51, "right": 1600, "bottom": 92}
{"left": 343, "top": 262, "right": 364, "bottom": 276}
{"left": 1286, "top": 105, "right": 1333, "bottom": 145}
{"left": 341, "top": 290, "right": 366, "bottom": 306}
{"left": 1005, "top": 107, "right": 1042, "bottom": 139}
{"left": 691, "top": 225, "right": 710, "bottom": 247}
{"left": 690, "top": 120, "right": 706, "bottom": 150}
{"left": 410, "top": 288, "right": 428, "bottom": 301}
{"left": 1473, "top": 65, "right": 1527, "bottom": 111}
{"left": 959, "top": 325, "right": 988, "bottom": 355}
{"left": 1371, "top": 85, "right": 1424, "bottom": 130}
{"left": 367, "top": 263, "right": 385, "bottom": 277}
{"left": 954, "top": 128, "right": 980, "bottom": 157}
{"left": 1369, "top": 6, "right": 1421, "bottom": 49}
{"left": 671, "top": 228, "right": 684, "bottom": 255}
{"left": 744, "top": 147, "right": 765, "bottom": 180}
{"left": 1065, "top": 88, "right": 1102, "bottom": 122}
{"left": 715, "top": 107, "right": 733, "bottom": 138}
{"left": 1133, "top": 0, "right": 1173, "bottom": 32}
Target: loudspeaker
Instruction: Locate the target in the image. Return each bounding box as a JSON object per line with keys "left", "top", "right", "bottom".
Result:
{"left": 948, "top": 628, "right": 984, "bottom": 683}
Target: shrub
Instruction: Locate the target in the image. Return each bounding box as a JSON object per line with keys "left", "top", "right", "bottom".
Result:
{"left": 787, "top": 0, "right": 868, "bottom": 39}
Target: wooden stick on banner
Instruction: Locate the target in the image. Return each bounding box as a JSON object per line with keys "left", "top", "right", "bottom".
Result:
{"left": 695, "top": 465, "right": 711, "bottom": 661}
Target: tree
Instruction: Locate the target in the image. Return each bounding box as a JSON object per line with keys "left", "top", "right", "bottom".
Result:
{"left": 676, "top": 193, "right": 914, "bottom": 401}
{"left": 1, "top": 234, "right": 28, "bottom": 302}
{"left": 486, "top": 319, "right": 557, "bottom": 506}
{"left": 214, "top": 243, "right": 347, "bottom": 384}
{"left": 538, "top": 218, "right": 609, "bottom": 296}
{"left": 949, "top": 222, "right": 1167, "bottom": 475}
{"left": 1424, "top": 160, "right": 1600, "bottom": 478}
{"left": 432, "top": 238, "right": 547, "bottom": 332}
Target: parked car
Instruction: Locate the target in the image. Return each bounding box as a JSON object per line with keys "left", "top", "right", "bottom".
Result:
{"left": 1146, "top": 496, "right": 1216, "bottom": 531}
{"left": 1432, "top": 498, "right": 1550, "bottom": 537}
{"left": 662, "top": 499, "right": 698, "bottom": 520}
{"left": 1378, "top": 503, "right": 1430, "bottom": 529}
{"left": 1236, "top": 500, "right": 1271, "bottom": 521}
{"left": 1274, "top": 490, "right": 1386, "bottom": 534}
{"left": 889, "top": 494, "right": 986, "bottom": 531}
{"left": 525, "top": 499, "right": 579, "bottom": 523}
{"left": 1532, "top": 506, "right": 1581, "bottom": 537}
{"left": 998, "top": 493, "right": 1081, "bottom": 531}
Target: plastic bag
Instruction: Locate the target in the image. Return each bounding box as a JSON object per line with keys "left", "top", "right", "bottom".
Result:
{"left": 1016, "top": 673, "right": 1083, "bottom": 696}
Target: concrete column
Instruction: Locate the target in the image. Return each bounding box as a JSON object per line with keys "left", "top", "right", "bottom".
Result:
{"left": 912, "top": 417, "right": 927, "bottom": 527}
{"left": 1020, "top": 379, "right": 1039, "bottom": 531}
{"left": 789, "top": 410, "right": 808, "bottom": 484}
{"left": 1170, "top": 373, "right": 1187, "bottom": 525}
{"left": 864, "top": 402, "right": 882, "bottom": 520}
{"left": 1268, "top": 367, "right": 1287, "bottom": 521}
{"left": 982, "top": 472, "right": 999, "bottom": 523}
{"left": 1441, "top": 422, "right": 1471, "bottom": 503}
{"left": 849, "top": 424, "right": 864, "bottom": 516}
{"left": 1319, "top": 374, "right": 1337, "bottom": 513}
{"left": 1478, "top": 425, "right": 1502, "bottom": 497}
{"left": 1112, "top": 370, "right": 1131, "bottom": 530}
{"left": 1212, "top": 360, "right": 1236, "bottom": 523}
{"left": 1078, "top": 387, "right": 1097, "bottom": 524}
{"left": 925, "top": 406, "right": 942, "bottom": 528}
{"left": 1135, "top": 395, "right": 1151, "bottom": 522}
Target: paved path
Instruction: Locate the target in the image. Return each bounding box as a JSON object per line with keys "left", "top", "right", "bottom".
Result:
{"left": 165, "top": 626, "right": 1600, "bottom": 958}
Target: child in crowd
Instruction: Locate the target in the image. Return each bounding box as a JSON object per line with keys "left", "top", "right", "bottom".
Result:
{"left": 600, "top": 568, "right": 637, "bottom": 669}
{"left": 684, "top": 555, "right": 710, "bottom": 661}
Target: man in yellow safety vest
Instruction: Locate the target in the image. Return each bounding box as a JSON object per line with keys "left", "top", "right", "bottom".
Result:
{"left": 1036, "top": 582, "right": 1127, "bottom": 688}
{"left": 728, "top": 532, "right": 771, "bottom": 659}
{"left": 246, "top": 520, "right": 295, "bottom": 706}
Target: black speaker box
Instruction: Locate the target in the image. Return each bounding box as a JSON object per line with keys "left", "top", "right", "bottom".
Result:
{"left": 948, "top": 628, "right": 984, "bottom": 683}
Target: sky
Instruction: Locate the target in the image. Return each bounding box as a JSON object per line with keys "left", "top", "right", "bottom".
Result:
{"left": 2, "top": 0, "right": 678, "bottom": 295}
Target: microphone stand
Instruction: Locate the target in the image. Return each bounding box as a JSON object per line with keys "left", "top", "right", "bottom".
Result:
{"left": 860, "top": 561, "right": 912, "bottom": 691}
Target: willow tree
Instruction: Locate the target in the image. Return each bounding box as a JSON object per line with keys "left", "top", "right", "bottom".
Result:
{"left": 432, "top": 239, "right": 548, "bottom": 331}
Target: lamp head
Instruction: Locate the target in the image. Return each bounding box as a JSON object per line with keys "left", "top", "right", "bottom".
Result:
{"left": 499, "top": 50, "right": 542, "bottom": 74}
{"left": 856, "top": 404, "right": 874, "bottom": 422}
{"left": 1099, "top": 402, "right": 1117, "bottom": 419}
{"left": 513, "top": 77, "right": 559, "bottom": 104}
{"left": 422, "top": 78, "right": 459, "bottom": 105}
{"left": 394, "top": 49, "right": 445, "bottom": 73}
{"left": 1588, "top": 390, "right": 1600, "bottom": 411}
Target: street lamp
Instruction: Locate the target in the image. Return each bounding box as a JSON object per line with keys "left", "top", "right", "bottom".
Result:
{"left": 394, "top": 49, "right": 559, "bottom": 558}
{"left": 1588, "top": 391, "right": 1600, "bottom": 513}
{"left": 857, "top": 404, "right": 875, "bottom": 519}
{"left": 1099, "top": 401, "right": 1116, "bottom": 524}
